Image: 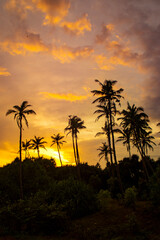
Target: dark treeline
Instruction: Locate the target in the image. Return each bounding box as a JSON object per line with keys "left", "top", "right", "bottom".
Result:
{"left": 1, "top": 79, "right": 160, "bottom": 238}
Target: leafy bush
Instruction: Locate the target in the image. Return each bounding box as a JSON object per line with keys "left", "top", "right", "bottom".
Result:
{"left": 97, "top": 189, "right": 111, "bottom": 211}
{"left": 0, "top": 199, "right": 68, "bottom": 235}
{"left": 48, "top": 178, "right": 98, "bottom": 218}
{"left": 149, "top": 166, "right": 160, "bottom": 206}
{"left": 124, "top": 186, "right": 137, "bottom": 209}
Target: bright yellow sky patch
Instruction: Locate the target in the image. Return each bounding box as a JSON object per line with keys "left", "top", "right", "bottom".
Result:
{"left": 0, "top": 67, "right": 11, "bottom": 76}
{"left": 40, "top": 92, "right": 90, "bottom": 102}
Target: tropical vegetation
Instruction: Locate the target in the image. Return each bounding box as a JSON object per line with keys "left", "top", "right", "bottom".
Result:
{"left": 2, "top": 79, "right": 160, "bottom": 239}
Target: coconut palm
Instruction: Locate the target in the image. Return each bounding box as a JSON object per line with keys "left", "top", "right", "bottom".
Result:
{"left": 118, "top": 102, "right": 154, "bottom": 180}
{"left": 30, "top": 136, "right": 47, "bottom": 158}
{"left": 22, "top": 139, "right": 32, "bottom": 159}
{"left": 97, "top": 142, "right": 110, "bottom": 165}
{"left": 91, "top": 79, "right": 124, "bottom": 165}
{"left": 116, "top": 128, "right": 132, "bottom": 159}
{"left": 65, "top": 115, "right": 86, "bottom": 165}
{"left": 6, "top": 100, "right": 36, "bottom": 199}
{"left": 94, "top": 104, "right": 116, "bottom": 165}
{"left": 51, "top": 133, "right": 66, "bottom": 167}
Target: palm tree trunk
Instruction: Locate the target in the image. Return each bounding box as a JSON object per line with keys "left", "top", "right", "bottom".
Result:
{"left": 109, "top": 100, "right": 124, "bottom": 194}
{"left": 72, "top": 133, "right": 77, "bottom": 165}
{"left": 57, "top": 145, "right": 63, "bottom": 167}
{"left": 75, "top": 134, "right": 80, "bottom": 164}
{"left": 128, "top": 143, "right": 131, "bottom": 159}
{"left": 19, "top": 120, "right": 23, "bottom": 199}
{"left": 106, "top": 120, "right": 113, "bottom": 165}
{"left": 37, "top": 147, "right": 40, "bottom": 158}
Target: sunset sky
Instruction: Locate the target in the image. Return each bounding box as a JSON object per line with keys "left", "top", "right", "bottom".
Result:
{"left": 0, "top": 0, "right": 160, "bottom": 168}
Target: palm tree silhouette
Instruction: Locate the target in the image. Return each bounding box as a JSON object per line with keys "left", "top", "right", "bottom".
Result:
{"left": 97, "top": 142, "right": 110, "bottom": 165}
{"left": 51, "top": 133, "right": 66, "bottom": 167}
{"left": 116, "top": 128, "right": 132, "bottom": 159}
{"left": 92, "top": 79, "right": 124, "bottom": 193}
{"left": 118, "top": 102, "right": 154, "bottom": 180}
{"left": 65, "top": 115, "right": 86, "bottom": 165}
{"left": 22, "top": 139, "right": 32, "bottom": 159}
{"left": 31, "top": 136, "right": 47, "bottom": 158}
{"left": 91, "top": 79, "right": 124, "bottom": 165}
{"left": 6, "top": 101, "right": 36, "bottom": 199}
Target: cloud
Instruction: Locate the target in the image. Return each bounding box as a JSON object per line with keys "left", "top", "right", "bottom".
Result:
{"left": 61, "top": 14, "right": 91, "bottom": 35}
{"left": 96, "top": 24, "right": 114, "bottom": 43}
{"left": 0, "top": 31, "right": 48, "bottom": 55}
{"left": 94, "top": 55, "right": 114, "bottom": 71}
{"left": 40, "top": 92, "right": 90, "bottom": 102}
{"left": 33, "top": 0, "right": 70, "bottom": 25}
{"left": 0, "top": 67, "right": 11, "bottom": 76}
{"left": 51, "top": 45, "right": 94, "bottom": 63}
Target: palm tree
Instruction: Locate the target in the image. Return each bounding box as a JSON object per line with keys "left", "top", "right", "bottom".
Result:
{"left": 91, "top": 79, "right": 124, "bottom": 165}
{"left": 6, "top": 101, "right": 36, "bottom": 199}
{"left": 118, "top": 102, "right": 153, "bottom": 180}
{"left": 95, "top": 122, "right": 113, "bottom": 164}
{"left": 116, "top": 128, "right": 132, "bottom": 159}
{"left": 22, "top": 139, "right": 32, "bottom": 159}
{"left": 97, "top": 142, "right": 110, "bottom": 165}
{"left": 92, "top": 80, "right": 124, "bottom": 193}
{"left": 51, "top": 133, "right": 66, "bottom": 167}
{"left": 65, "top": 115, "right": 86, "bottom": 165}
{"left": 30, "top": 136, "right": 47, "bottom": 158}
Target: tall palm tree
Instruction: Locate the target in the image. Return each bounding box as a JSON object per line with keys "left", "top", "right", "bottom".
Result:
{"left": 22, "top": 139, "right": 32, "bottom": 159}
{"left": 91, "top": 79, "right": 124, "bottom": 165}
{"left": 65, "top": 115, "right": 86, "bottom": 165}
{"left": 6, "top": 101, "right": 36, "bottom": 199}
{"left": 116, "top": 128, "right": 132, "bottom": 159}
{"left": 97, "top": 142, "right": 110, "bottom": 165}
{"left": 51, "top": 133, "right": 66, "bottom": 167}
{"left": 95, "top": 122, "right": 113, "bottom": 164}
{"left": 30, "top": 136, "right": 47, "bottom": 158}
{"left": 92, "top": 79, "right": 124, "bottom": 193}
{"left": 118, "top": 102, "right": 154, "bottom": 180}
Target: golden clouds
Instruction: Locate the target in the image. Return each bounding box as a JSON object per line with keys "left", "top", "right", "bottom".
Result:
{"left": 33, "top": 0, "right": 70, "bottom": 25}
{"left": 0, "top": 67, "right": 11, "bottom": 76}
{"left": 94, "top": 55, "right": 114, "bottom": 71}
{"left": 51, "top": 45, "right": 93, "bottom": 63}
{"left": 40, "top": 92, "right": 90, "bottom": 102}
{"left": 0, "top": 40, "right": 48, "bottom": 55}
{"left": 61, "top": 14, "right": 91, "bottom": 35}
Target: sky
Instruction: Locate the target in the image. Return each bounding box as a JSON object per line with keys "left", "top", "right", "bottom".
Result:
{"left": 0, "top": 0, "right": 160, "bottom": 168}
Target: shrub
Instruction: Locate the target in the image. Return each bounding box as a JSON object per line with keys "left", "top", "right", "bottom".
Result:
{"left": 97, "top": 189, "right": 111, "bottom": 211}
{"left": 124, "top": 186, "right": 137, "bottom": 209}
{"left": 47, "top": 178, "right": 98, "bottom": 218}
{"left": 0, "top": 199, "right": 68, "bottom": 235}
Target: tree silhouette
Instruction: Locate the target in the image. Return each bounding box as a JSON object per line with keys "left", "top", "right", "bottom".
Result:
{"left": 22, "top": 139, "right": 32, "bottom": 159}
{"left": 97, "top": 142, "right": 110, "bottom": 165}
{"left": 6, "top": 101, "right": 36, "bottom": 199}
{"left": 92, "top": 79, "right": 124, "bottom": 193}
{"left": 65, "top": 115, "right": 86, "bottom": 165}
{"left": 91, "top": 79, "right": 123, "bottom": 165}
{"left": 31, "top": 136, "right": 47, "bottom": 158}
{"left": 118, "top": 102, "right": 155, "bottom": 180}
{"left": 116, "top": 128, "right": 132, "bottom": 159}
{"left": 51, "top": 133, "right": 66, "bottom": 167}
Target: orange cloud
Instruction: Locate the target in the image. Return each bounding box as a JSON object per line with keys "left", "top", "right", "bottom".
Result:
{"left": 40, "top": 92, "right": 90, "bottom": 102}
{"left": 94, "top": 55, "right": 114, "bottom": 71}
{"left": 32, "top": 0, "right": 70, "bottom": 25}
{"left": 51, "top": 45, "right": 94, "bottom": 63}
{"left": 5, "top": 0, "right": 33, "bottom": 19}
{"left": 0, "top": 40, "right": 48, "bottom": 55}
{"left": 61, "top": 14, "right": 91, "bottom": 35}
{"left": 0, "top": 67, "right": 11, "bottom": 76}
